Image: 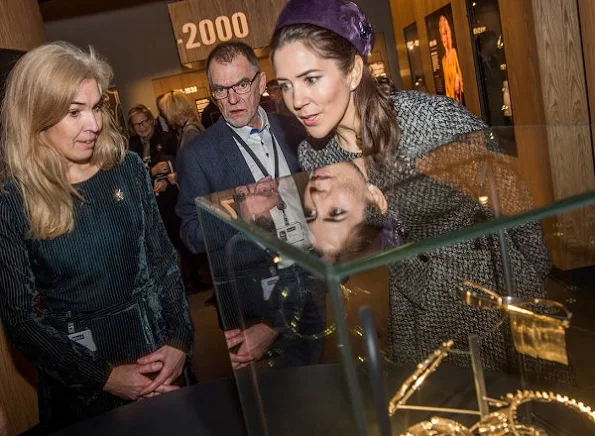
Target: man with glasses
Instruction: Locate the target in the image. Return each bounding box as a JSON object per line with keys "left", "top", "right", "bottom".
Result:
{"left": 176, "top": 42, "right": 318, "bottom": 369}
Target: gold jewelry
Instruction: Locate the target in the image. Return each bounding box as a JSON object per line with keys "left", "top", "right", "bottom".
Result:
{"left": 507, "top": 390, "right": 595, "bottom": 430}
{"left": 508, "top": 302, "right": 570, "bottom": 365}
{"left": 402, "top": 417, "right": 473, "bottom": 435}
{"left": 470, "top": 390, "right": 595, "bottom": 435}
{"left": 406, "top": 390, "right": 595, "bottom": 435}
{"left": 388, "top": 340, "right": 454, "bottom": 416}
{"left": 276, "top": 283, "right": 368, "bottom": 341}
{"left": 458, "top": 282, "right": 572, "bottom": 365}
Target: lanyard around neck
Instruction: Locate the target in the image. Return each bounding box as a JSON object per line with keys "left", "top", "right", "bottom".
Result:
{"left": 228, "top": 127, "right": 280, "bottom": 179}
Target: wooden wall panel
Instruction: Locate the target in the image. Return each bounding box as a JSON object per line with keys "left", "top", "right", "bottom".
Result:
{"left": 0, "top": 326, "right": 38, "bottom": 435}
{"left": 0, "top": 0, "right": 44, "bottom": 51}
{"left": 577, "top": 0, "right": 595, "bottom": 267}
{"left": 498, "top": 0, "right": 553, "bottom": 205}
{"left": 497, "top": 0, "right": 561, "bottom": 266}
{"left": 0, "top": 3, "right": 43, "bottom": 433}
{"left": 531, "top": 0, "right": 595, "bottom": 269}
{"left": 390, "top": 0, "right": 417, "bottom": 90}
{"left": 578, "top": 0, "right": 595, "bottom": 176}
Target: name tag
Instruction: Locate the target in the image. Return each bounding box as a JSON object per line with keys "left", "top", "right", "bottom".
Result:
{"left": 68, "top": 328, "right": 97, "bottom": 352}
{"left": 277, "top": 222, "right": 304, "bottom": 245}
{"left": 261, "top": 275, "right": 280, "bottom": 301}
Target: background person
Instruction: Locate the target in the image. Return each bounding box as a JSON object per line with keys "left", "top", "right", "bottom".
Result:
{"left": 0, "top": 42, "right": 193, "bottom": 432}
{"left": 127, "top": 104, "right": 181, "bottom": 248}
{"left": 158, "top": 90, "right": 205, "bottom": 151}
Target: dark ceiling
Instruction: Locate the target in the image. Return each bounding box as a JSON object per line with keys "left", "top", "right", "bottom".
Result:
{"left": 38, "top": 0, "right": 166, "bottom": 21}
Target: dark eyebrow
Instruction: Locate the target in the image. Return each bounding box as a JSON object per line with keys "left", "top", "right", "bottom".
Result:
{"left": 276, "top": 69, "right": 322, "bottom": 81}
{"left": 296, "top": 69, "right": 322, "bottom": 78}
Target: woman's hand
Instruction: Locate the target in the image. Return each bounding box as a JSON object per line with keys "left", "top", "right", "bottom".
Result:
{"left": 103, "top": 361, "right": 163, "bottom": 401}
{"left": 167, "top": 172, "right": 177, "bottom": 185}
{"left": 153, "top": 179, "right": 169, "bottom": 193}
{"left": 150, "top": 161, "right": 170, "bottom": 177}
{"left": 137, "top": 345, "right": 186, "bottom": 396}
{"left": 139, "top": 383, "right": 180, "bottom": 400}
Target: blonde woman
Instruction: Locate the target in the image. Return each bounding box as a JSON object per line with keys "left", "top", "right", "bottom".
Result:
{"left": 158, "top": 90, "right": 205, "bottom": 150}
{"left": 0, "top": 42, "right": 193, "bottom": 432}
{"left": 439, "top": 15, "right": 464, "bottom": 103}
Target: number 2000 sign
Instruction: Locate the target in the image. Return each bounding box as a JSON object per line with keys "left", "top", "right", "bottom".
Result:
{"left": 182, "top": 13, "right": 249, "bottom": 49}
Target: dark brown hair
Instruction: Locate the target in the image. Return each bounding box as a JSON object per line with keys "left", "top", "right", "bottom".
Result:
{"left": 335, "top": 204, "right": 384, "bottom": 263}
{"left": 271, "top": 24, "right": 400, "bottom": 160}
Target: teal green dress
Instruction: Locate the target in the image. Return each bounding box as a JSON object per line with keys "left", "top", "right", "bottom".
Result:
{"left": 0, "top": 152, "right": 193, "bottom": 431}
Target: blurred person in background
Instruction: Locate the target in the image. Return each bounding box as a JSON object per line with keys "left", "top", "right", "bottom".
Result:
{"left": 158, "top": 90, "right": 205, "bottom": 151}
{"left": 127, "top": 104, "right": 181, "bottom": 250}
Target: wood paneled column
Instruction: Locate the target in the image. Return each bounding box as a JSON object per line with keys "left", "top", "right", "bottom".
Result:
{"left": 0, "top": 0, "right": 45, "bottom": 50}
{"left": 0, "top": 2, "right": 44, "bottom": 434}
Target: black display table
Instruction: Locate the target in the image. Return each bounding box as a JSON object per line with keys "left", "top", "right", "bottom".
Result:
{"left": 55, "top": 363, "right": 589, "bottom": 435}
{"left": 55, "top": 375, "right": 245, "bottom": 436}
{"left": 55, "top": 364, "right": 357, "bottom": 436}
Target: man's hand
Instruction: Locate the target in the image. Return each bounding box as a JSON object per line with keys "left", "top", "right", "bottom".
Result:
{"left": 103, "top": 362, "right": 163, "bottom": 401}
{"left": 137, "top": 345, "right": 186, "bottom": 396}
{"left": 225, "top": 323, "right": 279, "bottom": 370}
{"left": 151, "top": 161, "right": 170, "bottom": 177}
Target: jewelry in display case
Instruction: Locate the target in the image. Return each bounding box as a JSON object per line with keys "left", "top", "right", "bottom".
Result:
{"left": 458, "top": 282, "right": 571, "bottom": 364}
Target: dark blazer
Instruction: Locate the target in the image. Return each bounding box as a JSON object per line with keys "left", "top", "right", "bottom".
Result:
{"left": 128, "top": 127, "right": 178, "bottom": 166}
{"left": 176, "top": 113, "right": 305, "bottom": 254}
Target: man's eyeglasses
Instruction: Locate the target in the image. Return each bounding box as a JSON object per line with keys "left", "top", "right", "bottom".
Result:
{"left": 211, "top": 71, "right": 261, "bottom": 100}
{"left": 132, "top": 118, "right": 151, "bottom": 129}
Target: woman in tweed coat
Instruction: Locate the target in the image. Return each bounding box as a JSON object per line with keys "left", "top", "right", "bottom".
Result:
{"left": 270, "top": 0, "right": 560, "bottom": 374}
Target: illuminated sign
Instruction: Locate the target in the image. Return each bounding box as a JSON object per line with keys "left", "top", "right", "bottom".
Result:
{"left": 169, "top": 0, "right": 286, "bottom": 64}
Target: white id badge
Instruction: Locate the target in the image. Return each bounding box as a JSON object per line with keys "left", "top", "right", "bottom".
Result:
{"left": 68, "top": 329, "right": 97, "bottom": 352}
{"left": 277, "top": 222, "right": 304, "bottom": 245}
{"left": 261, "top": 275, "right": 280, "bottom": 301}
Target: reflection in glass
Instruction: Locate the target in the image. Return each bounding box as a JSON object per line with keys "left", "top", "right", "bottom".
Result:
{"left": 195, "top": 127, "right": 595, "bottom": 435}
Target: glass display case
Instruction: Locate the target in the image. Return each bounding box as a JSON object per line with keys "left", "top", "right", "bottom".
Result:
{"left": 195, "top": 127, "right": 595, "bottom": 436}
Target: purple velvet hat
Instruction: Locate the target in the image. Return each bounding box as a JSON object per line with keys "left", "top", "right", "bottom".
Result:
{"left": 273, "top": 0, "right": 374, "bottom": 57}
